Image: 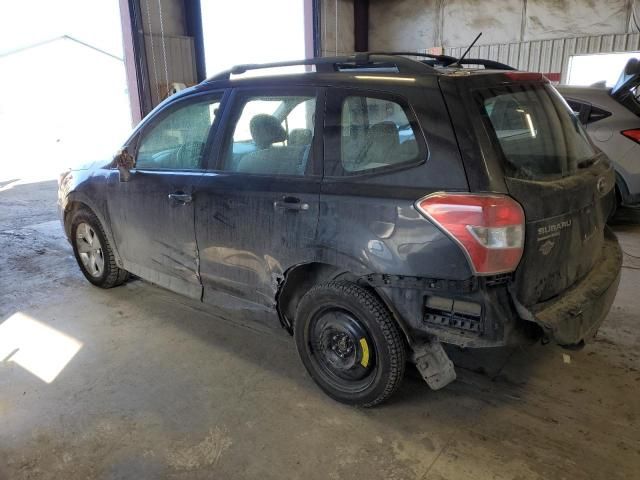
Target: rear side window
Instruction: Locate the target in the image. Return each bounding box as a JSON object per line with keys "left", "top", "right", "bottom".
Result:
{"left": 479, "top": 84, "right": 596, "bottom": 180}
{"left": 587, "top": 105, "right": 612, "bottom": 124}
{"left": 565, "top": 99, "right": 590, "bottom": 124}
{"left": 340, "top": 96, "right": 420, "bottom": 172}
{"left": 565, "top": 99, "right": 611, "bottom": 125}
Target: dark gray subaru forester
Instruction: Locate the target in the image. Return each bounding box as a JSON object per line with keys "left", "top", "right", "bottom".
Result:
{"left": 58, "top": 54, "right": 623, "bottom": 406}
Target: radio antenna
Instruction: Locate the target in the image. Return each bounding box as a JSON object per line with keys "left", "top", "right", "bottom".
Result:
{"left": 450, "top": 32, "right": 482, "bottom": 67}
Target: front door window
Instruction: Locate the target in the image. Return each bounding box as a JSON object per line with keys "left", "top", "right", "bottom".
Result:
{"left": 136, "top": 98, "right": 221, "bottom": 170}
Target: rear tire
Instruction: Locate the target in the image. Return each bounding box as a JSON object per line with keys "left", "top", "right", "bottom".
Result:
{"left": 70, "top": 209, "right": 128, "bottom": 288}
{"left": 294, "top": 281, "right": 406, "bottom": 407}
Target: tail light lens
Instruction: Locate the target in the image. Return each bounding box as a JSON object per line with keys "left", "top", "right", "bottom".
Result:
{"left": 415, "top": 193, "right": 525, "bottom": 275}
{"left": 621, "top": 129, "right": 640, "bottom": 144}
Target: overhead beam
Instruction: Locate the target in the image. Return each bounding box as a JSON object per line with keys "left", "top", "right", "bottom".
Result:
{"left": 354, "top": 0, "right": 369, "bottom": 52}
{"left": 184, "top": 0, "right": 206, "bottom": 82}
{"left": 119, "top": 0, "right": 152, "bottom": 125}
{"left": 311, "top": 0, "right": 322, "bottom": 57}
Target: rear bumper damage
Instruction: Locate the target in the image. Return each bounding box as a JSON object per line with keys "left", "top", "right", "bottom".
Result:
{"left": 514, "top": 228, "right": 622, "bottom": 346}
{"left": 366, "top": 228, "right": 621, "bottom": 394}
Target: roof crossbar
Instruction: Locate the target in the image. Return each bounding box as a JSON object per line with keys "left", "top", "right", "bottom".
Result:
{"left": 204, "top": 53, "right": 437, "bottom": 83}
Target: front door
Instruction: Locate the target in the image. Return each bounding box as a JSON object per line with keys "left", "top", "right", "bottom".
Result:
{"left": 195, "top": 87, "right": 322, "bottom": 318}
{"left": 107, "top": 92, "right": 224, "bottom": 299}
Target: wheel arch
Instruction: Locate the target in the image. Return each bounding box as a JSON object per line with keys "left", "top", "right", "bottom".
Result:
{"left": 64, "top": 193, "right": 124, "bottom": 268}
{"left": 276, "top": 262, "right": 414, "bottom": 346}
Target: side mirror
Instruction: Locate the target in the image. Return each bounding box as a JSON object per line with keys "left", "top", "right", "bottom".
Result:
{"left": 115, "top": 148, "right": 135, "bottom": 182}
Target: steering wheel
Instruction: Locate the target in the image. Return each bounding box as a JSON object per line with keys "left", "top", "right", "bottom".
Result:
{"left": 175, "top": 141, "right": 205, "bottom": 168}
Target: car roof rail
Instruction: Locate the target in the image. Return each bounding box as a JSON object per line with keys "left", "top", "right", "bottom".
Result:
{"left": 368, "top": 51, "right": 516, "bottom": 70}
{"left": 450, "top": 58, "right": 516, "bottom": 70}
{"left": 203, "top": 53, "right": 437, "bottom": 83}
{"left": 369, "top": 51, "right": 459, "bottom": 65}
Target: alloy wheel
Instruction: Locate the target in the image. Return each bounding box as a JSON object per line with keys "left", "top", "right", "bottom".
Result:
{"left": 75, "top": 222, "right": 105, "bottom": 278}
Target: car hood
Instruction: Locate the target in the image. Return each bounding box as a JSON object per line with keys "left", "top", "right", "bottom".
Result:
{"left": 69, "top": 158, "right": 112, "bottom": 172}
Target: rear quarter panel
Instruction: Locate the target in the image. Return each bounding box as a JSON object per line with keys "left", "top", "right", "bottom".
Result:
{"left": 317, "top": 79, "right": 473, "bottom": 280}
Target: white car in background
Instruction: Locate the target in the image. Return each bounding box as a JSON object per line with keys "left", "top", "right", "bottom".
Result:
{"left": 557, "top": 59, "right": 640, "bottom": 206}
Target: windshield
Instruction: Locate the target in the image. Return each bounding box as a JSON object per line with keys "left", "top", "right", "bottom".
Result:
{"left": 478, "top": 84, "right": 596, "bottom": 180}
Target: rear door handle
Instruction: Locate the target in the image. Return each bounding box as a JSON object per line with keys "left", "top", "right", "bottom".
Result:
{"left": 273, "top": 196, "right": 309, "bottom": 211}
{"left": 168, "top": 192, "right": 193, "bottom": 204}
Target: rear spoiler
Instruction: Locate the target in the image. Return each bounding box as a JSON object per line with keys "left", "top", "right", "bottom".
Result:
{"left": 610, "top": 58, "right": 640, "bottom": 105}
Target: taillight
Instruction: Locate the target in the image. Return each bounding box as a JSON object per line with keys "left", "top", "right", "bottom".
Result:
{"left": 415, "top": 193, "right": 525, "bottom": 275}
{"left": 621, "top": 129, "right": 640, "bottom": 144}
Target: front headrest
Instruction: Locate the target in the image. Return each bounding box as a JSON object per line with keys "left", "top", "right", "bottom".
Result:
{"left": 250, "top": 114, "right": 286, "bottom": 149}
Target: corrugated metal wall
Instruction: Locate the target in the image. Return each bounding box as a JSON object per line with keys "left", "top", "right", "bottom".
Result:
{"left": 144, "top": 33, "right": 196, "bottom": 106}
{"left": 320, "top": 0, "right": 354, "bottom": 56}
{"left": 445, "top": 33, "right": 640, "bottom": 83}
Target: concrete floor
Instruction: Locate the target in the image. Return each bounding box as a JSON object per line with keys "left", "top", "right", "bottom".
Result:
{"left": 1, "top": 178, "right": 639, "bottom": 480}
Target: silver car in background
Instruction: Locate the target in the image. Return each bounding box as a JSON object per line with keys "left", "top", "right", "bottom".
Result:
{"left": 557, "top": 59, "right": 640, "bottom": 206}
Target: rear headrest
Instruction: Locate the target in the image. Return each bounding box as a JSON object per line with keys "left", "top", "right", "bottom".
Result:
{"left": 250, "top": 114, "right": 286, "bottom": 149}
{"left": 289, "top": 128, "right": 312, "bottom": 145}
{"left": 367, "top": 121, "right": 399, "bottom": 148}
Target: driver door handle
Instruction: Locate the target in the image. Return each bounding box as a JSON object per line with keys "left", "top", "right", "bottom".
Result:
{"left": 273, "top": 196, "right": 309, "bottom": 212}
{"left": 168, "top": 192, "right": 193, "bottom": 204}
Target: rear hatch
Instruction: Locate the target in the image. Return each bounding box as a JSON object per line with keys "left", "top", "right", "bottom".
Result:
{"left": 610, "top": 58, "right": 640, "bottom": 116}
{"left": 445, "top": 72, "right": 616, "bottom": 306}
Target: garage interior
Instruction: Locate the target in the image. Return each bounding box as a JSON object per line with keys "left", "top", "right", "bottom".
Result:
{"left": 1, "top": 1, "right": 639, "bottom": 478}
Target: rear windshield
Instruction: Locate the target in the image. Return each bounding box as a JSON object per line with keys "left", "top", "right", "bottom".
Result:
{"left": 478, "top": 84, "right": 597, "bottom": 180}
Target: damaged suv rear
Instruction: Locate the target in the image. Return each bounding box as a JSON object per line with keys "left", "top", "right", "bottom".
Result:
{"left": 58, "top": 54, "right": 622, "bottom": 406}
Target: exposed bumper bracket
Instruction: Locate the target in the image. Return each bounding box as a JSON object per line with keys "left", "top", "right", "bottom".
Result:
{"left": 412, "top": 338, "right": 457, "bottom": 390}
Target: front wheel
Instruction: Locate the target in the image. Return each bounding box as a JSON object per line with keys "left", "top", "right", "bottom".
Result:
{"left": 294, "top": 281, "right": 406, "bottom": 407}
{"left": 70, "top": 209, "right": 128, "bottom": 288}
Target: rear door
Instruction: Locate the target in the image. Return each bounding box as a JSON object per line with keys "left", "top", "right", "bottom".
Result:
{"left": 444, "top": 74, "right": 616, "bottom": 306}
{"left": 194, "top": 87, "right": 323, "bottom": 317}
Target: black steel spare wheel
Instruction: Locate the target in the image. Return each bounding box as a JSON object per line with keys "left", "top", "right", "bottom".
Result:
{"left": 311, "top": 308, "right": 376, "bottom": 391}
{"left": 294, "top": 281, "right": 406, "bottom": 407}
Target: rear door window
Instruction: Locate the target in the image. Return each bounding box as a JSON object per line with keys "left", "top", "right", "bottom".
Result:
{"left": 220, "top": 93, "right": 317, "bottom": 176}
{"left": 479, "top": 84, "right": 596, "bottom": 179}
